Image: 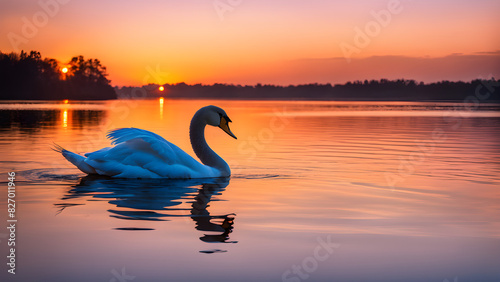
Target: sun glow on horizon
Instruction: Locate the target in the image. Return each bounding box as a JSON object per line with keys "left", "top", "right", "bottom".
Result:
{"left": 1, "top": 0, "right": 498, "bottom": 86}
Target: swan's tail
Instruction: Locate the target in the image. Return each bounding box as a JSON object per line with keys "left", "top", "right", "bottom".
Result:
{"left": 51, "top": 143, "right": 97, "bottom": 174}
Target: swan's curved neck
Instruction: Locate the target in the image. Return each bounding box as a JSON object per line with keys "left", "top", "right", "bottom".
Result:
{"left": 190, "top": 112, "right": 230, "bottom": 176}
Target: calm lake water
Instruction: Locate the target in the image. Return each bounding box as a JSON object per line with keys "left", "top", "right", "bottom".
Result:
{"left": 0, "top": 99, "right": 499, "bottom": 282}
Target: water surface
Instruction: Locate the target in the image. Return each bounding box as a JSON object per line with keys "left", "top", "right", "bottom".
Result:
{"left": 0, "top": 100, "right": 499, "bottom": 281}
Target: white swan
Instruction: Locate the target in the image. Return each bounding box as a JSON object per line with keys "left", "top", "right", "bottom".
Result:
{"left": 54, "top": 105, "right": 237, "bottom": 178}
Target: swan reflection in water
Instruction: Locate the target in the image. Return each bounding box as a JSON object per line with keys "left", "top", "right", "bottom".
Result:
{"left": 55, "top": 175, "right": 237, "bottom": 244}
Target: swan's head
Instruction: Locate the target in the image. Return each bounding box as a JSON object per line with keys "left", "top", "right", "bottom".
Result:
{"left": 200, "top": 105, "right": 237, "bottom": 139}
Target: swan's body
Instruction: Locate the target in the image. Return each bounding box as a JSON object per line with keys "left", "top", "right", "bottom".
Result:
{"left": 54, "top": 105, "right": 236, "bottom": 178}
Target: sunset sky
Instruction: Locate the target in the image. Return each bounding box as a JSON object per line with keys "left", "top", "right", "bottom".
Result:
{"left": 1, "top": 0, "right": 499, "bottom": 86}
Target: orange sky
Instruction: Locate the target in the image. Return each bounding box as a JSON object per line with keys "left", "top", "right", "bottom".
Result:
{"left": 1, "top": 0, "right": 499, "bottom": 86}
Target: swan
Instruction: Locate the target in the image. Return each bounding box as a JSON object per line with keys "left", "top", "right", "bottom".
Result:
{"left": 53, "top": 105, "right": 237, "bottom": 178}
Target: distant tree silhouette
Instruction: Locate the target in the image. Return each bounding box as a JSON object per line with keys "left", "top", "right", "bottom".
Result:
{"left": 116, "top": 79, "right": 500, "bottom": 102}
{"left": 0, "top": 50, "right": 116, "bottom": 100}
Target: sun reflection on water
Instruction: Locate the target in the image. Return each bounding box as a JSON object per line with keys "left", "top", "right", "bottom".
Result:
{"left": 159, "top": 97, "right": 164, "bottom": 119}
{"left": 62, "top": 109, "right": 68, "bottom": 128}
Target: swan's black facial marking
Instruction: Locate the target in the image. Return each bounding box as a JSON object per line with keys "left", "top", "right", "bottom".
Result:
{"left": 218, "top": 112, "right": 236, "bottom": 139}
{"left": 218, "top": 112, "right": 232, "bottom": 123}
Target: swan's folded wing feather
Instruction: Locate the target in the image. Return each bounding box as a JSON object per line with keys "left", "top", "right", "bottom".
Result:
{"left": 85, "top": 143, "right": 168, "bottom": 178}
{"left": 107, "top": 128, "right": 168, "bottom": 145}
{"left": 85, "top": 141, "right": 208, "bottom": 178}
{"left": 84, "top": 127, "right": 210, "bottom": 178}
{"left": 107, "top": 128, "right": 189, "bottom": 164}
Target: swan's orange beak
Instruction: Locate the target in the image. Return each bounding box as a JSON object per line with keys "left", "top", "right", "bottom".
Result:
{"left": 219, "top": 116, "right": 237, "bottom": 139}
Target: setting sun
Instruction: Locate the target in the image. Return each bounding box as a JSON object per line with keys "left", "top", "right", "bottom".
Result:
{"left": 159, "top": 86, "right": 165, "bottom": 92}
{"left": 61, "top": 67, "right": 68, "bottom": 74}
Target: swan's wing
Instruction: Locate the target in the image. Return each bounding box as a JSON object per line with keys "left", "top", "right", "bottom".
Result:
{"left": 106, "top": 128, "right": 171, "bottom": 159}
{"left": 106, "top": 127, "right": 168, "bottom": 146}
{"left": 104, "top": 127, "right": 192, "bottom": 164}
{"left": 83, "top": 128, "right": 216, "bottom": 178}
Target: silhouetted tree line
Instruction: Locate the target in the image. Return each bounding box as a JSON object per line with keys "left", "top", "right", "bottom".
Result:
{"left": 117, "top": 79, "right": 500, "bottom": 101}
{"left": 0, "top": 50, "right": 116, "bottom": 100}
